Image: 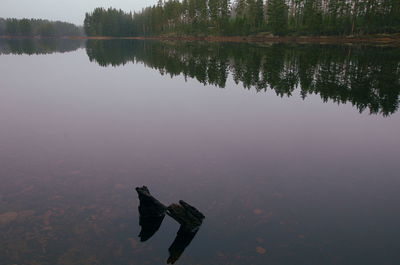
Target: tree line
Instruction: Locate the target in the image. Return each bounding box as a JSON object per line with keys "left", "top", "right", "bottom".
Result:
{"left": 86, "top": 40, "right": 400, "bottom": 116}
{"left": 84, "top": 0, "right": 400, "bottom": 36}
{"left": 0, "top": 18, "right": 84, "bottom": 37}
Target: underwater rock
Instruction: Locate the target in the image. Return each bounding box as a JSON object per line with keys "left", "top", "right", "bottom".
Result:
{"left": 0, "top": 212, "right": 18, "bottom": 226}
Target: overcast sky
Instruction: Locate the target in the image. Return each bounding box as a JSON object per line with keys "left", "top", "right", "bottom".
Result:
{"left": 0, "top": 0, "right": 156, "bottom": 25}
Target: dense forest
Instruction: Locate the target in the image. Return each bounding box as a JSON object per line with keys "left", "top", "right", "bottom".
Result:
{"left": 84, "top": 0, "right": 400, "bottom": 36}
{"left": 86, "top": 40, "right": 400, "bottom": 116}
{"left": 0, "top": 18, "right": 84, "bottom": 37}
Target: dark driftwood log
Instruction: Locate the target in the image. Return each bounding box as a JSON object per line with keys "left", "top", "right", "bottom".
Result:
{"left": 167, "top": 200, "right": 205, "bottom": 232}
{"left": 135, "top": 186, "right": 167, "bottom": 241}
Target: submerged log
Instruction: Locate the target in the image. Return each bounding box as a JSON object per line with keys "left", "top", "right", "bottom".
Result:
{"left": 135, "top": 186, "right": 167, "bottom": 241}
{"left": 167, "top": 200, "right": 205, "bottom": 232}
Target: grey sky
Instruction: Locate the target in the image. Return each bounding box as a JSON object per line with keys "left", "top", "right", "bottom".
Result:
{"left": 0, "top": 0, "right": 156, "bottom": 25}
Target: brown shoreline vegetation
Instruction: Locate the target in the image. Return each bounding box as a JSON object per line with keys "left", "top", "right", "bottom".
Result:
{"left": 1, "top": 33, "right": 400, "bottom": 45}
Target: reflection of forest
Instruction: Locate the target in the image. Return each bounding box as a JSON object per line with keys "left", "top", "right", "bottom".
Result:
{"left": 87, "top": 40, "right": 400, "bottom": 116}
{"left": 0, "top": 39, "right": 84, "bottom": 55}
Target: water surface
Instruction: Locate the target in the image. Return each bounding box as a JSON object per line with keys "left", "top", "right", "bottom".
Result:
{"left": 1, "top": 39, "right": 399, "bottom": 265}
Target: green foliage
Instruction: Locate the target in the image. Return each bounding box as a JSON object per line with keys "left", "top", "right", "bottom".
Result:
{"left": 38, "top": 23, "right": 55, "bottom": 37}
{"left": 5, "top": 19, "right": 20, "bottom": 35}
{"left": 19, "top": 19, "right": 32, "bottom": 36}
{"left": 267, "top": 0, "right": 288, "bottom": 35}
{"left": 254, "top": 0, "right": 265, "bottom": 29}
{"left": 0, "top": 18, "right": 6, "bottom": 35}
{"left": 84, "top": 8, "right": 134, "bottom": 36}
{"left": 83, "top": 0, "right": 400, "bottom": 37}
{"left": 1, "top": 17, "right": 83, "bottom": 37}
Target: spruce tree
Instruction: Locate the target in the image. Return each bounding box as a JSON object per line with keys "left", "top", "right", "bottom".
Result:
{"left": 267, "top": 0, "right": 288, "bottom": 35}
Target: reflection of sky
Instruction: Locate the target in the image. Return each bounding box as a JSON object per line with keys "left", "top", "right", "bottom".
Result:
{"left": 1, "top": 49, "right": 399, "bottom": 173}
{"left": 1, "top": 49, "right": 400, "bottom": 264}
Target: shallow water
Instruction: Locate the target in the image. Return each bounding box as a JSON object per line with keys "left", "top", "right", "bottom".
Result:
{"left": 1, "top": 39, "right": 400, "bottom": 265}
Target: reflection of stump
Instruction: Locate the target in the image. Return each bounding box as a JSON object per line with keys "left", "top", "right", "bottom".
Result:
{"left": 135, "top": 186, "right": 167, "bottom": 241}
{"left": 167, "top": 226, "right": 198, "bottom": 264}
{"left": 167, "top": 200, "right": 205, "bottom": 232}
{"left": 138, "top": 215, "right": 165, "bottom": 242}
{"left": 166, "top": 201, "right": 205, "bottom": 264}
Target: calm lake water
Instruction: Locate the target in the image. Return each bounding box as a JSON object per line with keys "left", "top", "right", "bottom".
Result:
{"left": 1, "top": 39, "right": 400, "bottom": 265}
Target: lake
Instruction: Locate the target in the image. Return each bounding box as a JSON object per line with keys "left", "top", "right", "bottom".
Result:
{"left": 1, "top": 38, "right": 399, "bottom": 265}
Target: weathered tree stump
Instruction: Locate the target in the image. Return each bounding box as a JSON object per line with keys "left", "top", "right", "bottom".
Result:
{"left": 167, "top": 200, "right": 205, "bottom": 232}
{"left": 136, "top": 186, "right": 167, "bottom": 217}
{"left": 135, "top": 186, "right": 167, "bottom": 241}
{"left": 135, "top": 186, "right": 205, "bottom": 261}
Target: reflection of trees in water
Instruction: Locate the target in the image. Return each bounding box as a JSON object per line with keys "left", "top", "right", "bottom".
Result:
{"left": 86, "top": 40, "right": 400, "bottom": 116}
{"left": 0, "top": 39, "right": 84, "bottom": 55}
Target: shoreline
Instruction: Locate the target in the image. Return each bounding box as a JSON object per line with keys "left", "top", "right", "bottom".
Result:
{"left": 1, "top": 34, "right": 400, "bottom": 45}
{"left": 130, "top": 34, "right": 400, "bottom": 45}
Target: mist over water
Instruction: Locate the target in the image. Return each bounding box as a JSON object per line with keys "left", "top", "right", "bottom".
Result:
{"left": 0, "top": 39, "right": 399, "bottom": 265}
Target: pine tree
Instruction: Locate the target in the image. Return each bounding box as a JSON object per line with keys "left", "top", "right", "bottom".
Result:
{"left": 267, "top": 0, "right": 288, "bottom": 35}
{"left": 254, "top": 0, "right": 264, "bottom": 31}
